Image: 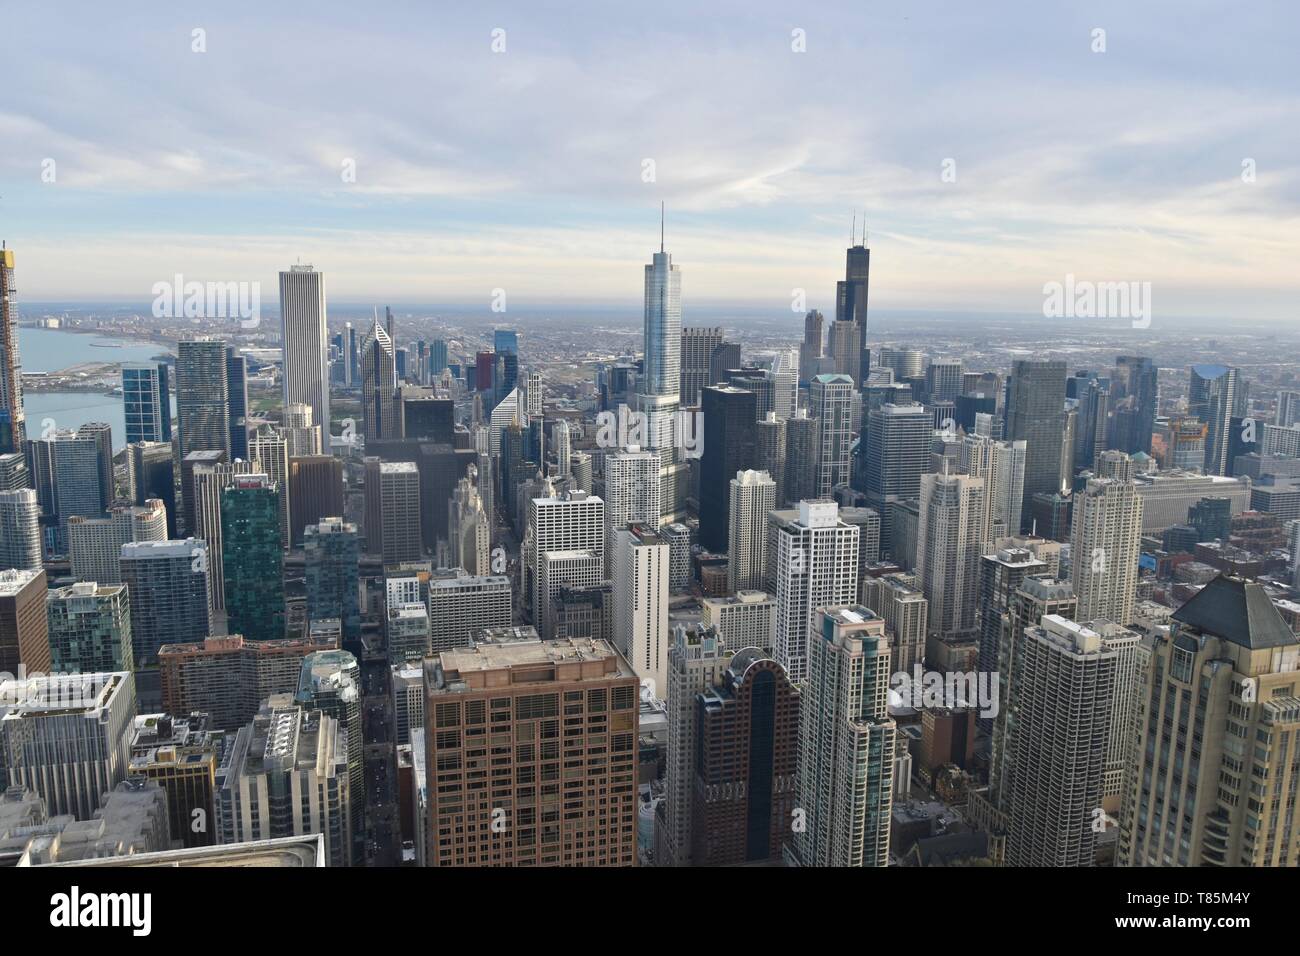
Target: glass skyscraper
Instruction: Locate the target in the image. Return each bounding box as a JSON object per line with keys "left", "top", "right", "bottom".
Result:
{"left": 122, "top": 362, "right": 171, "bottom": 445}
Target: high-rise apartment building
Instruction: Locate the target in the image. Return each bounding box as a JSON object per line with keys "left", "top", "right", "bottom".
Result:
{"left": 1004, "top": 615, "right": 1117, "bottom": 867}
{"left": 1118, "top": 576, "right": 1300, "bottom": 867}
{"left": 122, "top": 362, "right": 172, "bottom": 444}
{"left": 119, "top": 539, "right": 212, "bottom": 667}
{"left": 46, "top": 582, "right": 133, "bottom": 674}
{"left": 861, "top": 572, "right": 929, "bottom": 674}
{"left": 611, "top": 524, "right": 670, "bottom": 695}
{"left": 771, "top": 501, "right": 860, "bottom": 683}
{"left": 810, "top": 374, "right": 855, "bottom": 498}
{"left": 296, "top": 649, "right": 364, "bottom": 861}
{"left": 701, "top": 591, "right": 776, "bottom": 656}
{"left": 1070, "top": 474, "right": 1142, "bottom": 625}
{"left": 216, "top": 694, "right": 352, "bottom": 867}
{"left": 602, "top": 447, "right": 661, "bottom": 564}
{"left": 525, "top": 489, "right": 603, "bottom": 624}
{"left": 916, "top": 468, "right": 986, "bottom": 638}
{"left": 423, "top": 633, "right": 639, "bottom": 866}
{"left": 789, "top": 606, "right": 896, "bottom": 867}
{"left": 659, "top": 624, "right": 730, "bottom": 866}
{"left": 176, "top": 339, "right": 231, "bottom": 460}
{"left": 728, "top": 469, "right": 776, "bottom": 593}
{"left": 0, "top": 249, "right": 26, "bottom": 455}
{"left": 67, "top": 499, "right": 167, "bottom": 584}
{"left": 0, "top": 489, "right": 41, "bottom": 571}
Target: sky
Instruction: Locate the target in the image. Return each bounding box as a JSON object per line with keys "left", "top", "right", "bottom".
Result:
{"left": 2, "top": 1, "right": 1297, "bottom": 321}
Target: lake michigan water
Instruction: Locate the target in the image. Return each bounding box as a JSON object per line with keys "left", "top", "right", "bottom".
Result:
{"left": 18, "top": 328, "right": 175, "bottom": 451}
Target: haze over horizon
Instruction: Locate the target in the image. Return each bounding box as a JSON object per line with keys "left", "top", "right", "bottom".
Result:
{"left": 2, "top": 1, "right": 1297, "bottom": 320}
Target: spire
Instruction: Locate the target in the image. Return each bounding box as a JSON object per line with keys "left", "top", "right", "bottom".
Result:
{"left": 660, "top": 201, "right": 665, "bottom": 253}
{"left": 851, "top": 212, "right": 856, "bottom": 246}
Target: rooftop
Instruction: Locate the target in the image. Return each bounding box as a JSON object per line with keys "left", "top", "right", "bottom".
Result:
{"left": 1171, "top": 574, "right": 1299, "bottom": 651}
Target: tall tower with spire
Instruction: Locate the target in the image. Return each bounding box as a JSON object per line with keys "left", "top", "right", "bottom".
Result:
{"left": 637, "top": 205, "right": 686, "bottom": 520}
{"left": 835, "top": 215, "right": 871, "bottom": 389}
{"left": 0, "top": 245, "right": 27, "bottom": 457}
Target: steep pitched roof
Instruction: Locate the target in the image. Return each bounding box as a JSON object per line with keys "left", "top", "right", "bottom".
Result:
{"left": 1171, "top": 575, "right": 1298, "bottom": 651}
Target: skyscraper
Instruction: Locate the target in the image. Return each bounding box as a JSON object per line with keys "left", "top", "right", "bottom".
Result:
{"left": 279, "top": 264, "right": 330, "bottom": 437}
{"left": 916, "top": 468, "right": 986, "bottom": 637}
{"left": 288, "top": 454, "right": 344, "bottom": 546}
{"left": 680, "top": 327, "right": 724, "bottom": 406}
{"left": 176, "top": 339, "right": 231, "bottom": 461}
{"left": 295, "top": 649, "right": 364, "bottom": 862}
{"left": 0, "top": 489, "right": 41, "bottom": 571}
{"left": 526, "top": 489, "right": 603, "bottom": 625}
{"left": 361, "top": 316, "right": 398, "bottom": 441}
{"left": 789, "top": 605, "right": 895, "bottom": 868}
{"left": 28, "top": 423, "right": 113, "bottom": 549}
{"left": 699, "top": 385, "right": 757, "bottom": 552}
{"left": 691, "top": 644, "right": 800, "bottom": 865}
{"left": 221, "top": 474, "right": 285, "bottom": 642}
{"left": 0, "top": 671, "right": 134, "bottom": 821}
{"left": 810, "top": 373, "right": 855, "bottom": 498}
{"left": 304, "top": 517, "right": 361, "bottom": 643}
{"left": 0, "top": 567, "right": 50, "bottom": 675}
{"left": 226, "top": 346, "right": 249, "bottom": 460}
{"left": 1006, "top": 359, "right": 1067, "bottom": 529}
{"left": 1004, "top": 615, "right": 1116, "bottom": 867}
{"left": 127, "top": 441, "right": 177, "bottom": 536}
{"left": 121, "top": 362, "right": 172, "bottom": 444}
{"left": 756, "top": 412, "right": 787, "bottom": 506}
{"left": 783, "top": 410, "right": 819, "bottom": 505}
{"left": 637, "top": 215, "right": 684, "bottom": 518}
{"left": 157, "top": 632, "right": 336, "bottom": 734}
{"left": 120, "top": 539, "right": 212, "bottom": 667}
{"left": 0, "top": 248, "right": 26, "bottom": 455}
{"left": 191, "top": 457, "right": 259, "bottom": 611}
{"left": 67, "top": 498, "right": 168, "bottom": 584}
{"left": 772, "top": 501, "right": 860, "bottom": 682}
{"left": 364, "top": 459, "right": 422, "bottom": 564}
{"left": 1108, "top": 355, "right": 1158, "bottom": 455}
{"left": 1070, "top": 474, "right": 1143, "bottom": 625}
{"left": 1118, "top": 576, "right": 1300, "bottom": 866}
{"left": 798, "top": 309, "right": 824, "bottom": 386}
{"left": 602, "top": 446, "right": 661, "bottom": 565}
{"left": 423, "top": 633, "right": 639, "bottom": 867}
{"left": 728, "top": 469, "right": 776, "bottom": 593}
{"left": 46, "top": 581, "right": 133, "bottom": 673}
{"left": 217, "top": 694, "right": 352, "bottom": 867}
{"left": 836, "top": 230, "right": 871, "bottom": 386}
{"left": 660, "top": 623, "right": 730, "bottom": 867}
{"left": 611, "top": 523, "right": 670, "bottom": 695}
{"left": 1189, "top": 363, "right": 1241, "bottom": 475}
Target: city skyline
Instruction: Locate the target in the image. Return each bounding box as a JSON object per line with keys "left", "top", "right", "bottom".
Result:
{"left": 1, "top": 2, "right": 1297, "bottom": 320}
